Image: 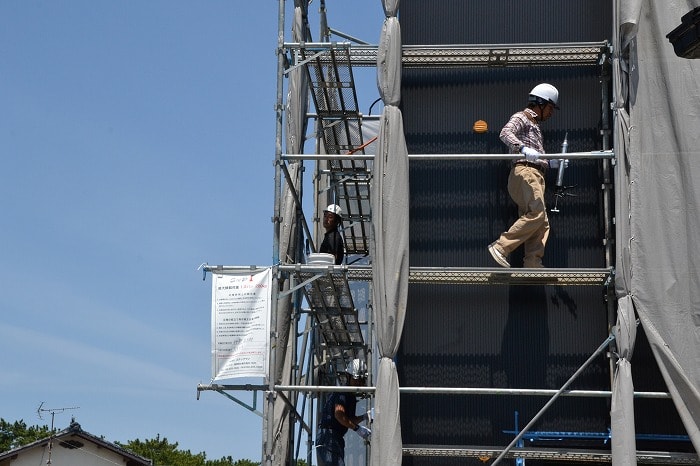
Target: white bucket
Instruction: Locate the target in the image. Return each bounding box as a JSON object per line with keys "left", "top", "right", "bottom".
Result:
{"left": 307, "top": 253, "right": 335, "bottom": 265}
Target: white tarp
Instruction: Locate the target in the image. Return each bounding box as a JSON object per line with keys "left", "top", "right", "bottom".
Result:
{"left": 371, "top": 2, "right": 408, "bottom": 465}
{"left": 211, "top": 268, "right": 272, "bottom": 380}
{"left": 615, "top": 0, "right": 700, "bottom": 457}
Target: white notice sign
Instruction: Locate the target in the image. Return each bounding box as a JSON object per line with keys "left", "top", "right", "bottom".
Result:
{"left": 211, "top": 269, "right": 271, "bottom": 380}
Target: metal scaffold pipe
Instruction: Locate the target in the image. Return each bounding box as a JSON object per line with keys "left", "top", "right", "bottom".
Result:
{"left": 197, "top": 383, "right": 672, "bottom": 399}
{"left": 264, "top": 1, "right": 286, "bottom": 464}
{"left": 282, "top": 151, "right": 614, "bottom": 161}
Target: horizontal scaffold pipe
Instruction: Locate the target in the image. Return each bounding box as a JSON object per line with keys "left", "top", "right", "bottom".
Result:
{"left": 202, "top": 265, "right": 270, "bottom": 274}
{"left": 307, "top": 113, "right": 381, "bottom": 120}
{"left": 282, "top": 151, "right": 614, "bottom": 161}
{"left": 197, "top": 383, "right": 671, "bottom": 399}
{"left": 285, "top": 41, "right": 609, "bottom": 50}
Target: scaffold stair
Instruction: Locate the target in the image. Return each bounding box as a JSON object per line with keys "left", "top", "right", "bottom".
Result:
{"left": 294, "top": 268, "right": 366, "bottom": 374}
{"left": 300, "top": 42, "right": 372, "bottom": 255}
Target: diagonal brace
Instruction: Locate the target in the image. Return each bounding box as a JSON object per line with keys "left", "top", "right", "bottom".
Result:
{"left": 492, "top": 333, "right": 616, "bottom": 466}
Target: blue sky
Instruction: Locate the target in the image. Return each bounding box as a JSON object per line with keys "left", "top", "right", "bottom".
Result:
{"left": 0, "top": 1, "right": 382, "bottom": 462}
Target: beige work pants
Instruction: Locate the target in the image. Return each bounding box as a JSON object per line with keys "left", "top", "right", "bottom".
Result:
{"left": 495, "top": 165, "right": 550, "bottom": 267}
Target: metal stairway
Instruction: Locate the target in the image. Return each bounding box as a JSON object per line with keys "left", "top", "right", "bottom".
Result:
{"left": 300, "top": 43, "right": 372, "bottom": 256}
{"left": 293, "top": 266, "right": 367, "bottom": 376}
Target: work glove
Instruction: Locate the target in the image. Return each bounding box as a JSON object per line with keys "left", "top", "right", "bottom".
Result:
{"left": 362, "top": 408, "right": 374, "bottom": 424}
{"left": 520, "top": 146, "right": 541, "bottom": 162}
{"left": 355, "top": 425, "right": 371, "bottom": 440}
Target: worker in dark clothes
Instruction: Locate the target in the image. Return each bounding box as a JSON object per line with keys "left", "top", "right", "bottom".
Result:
{"left": 320, "top": 204, "right": 345, "bottom": 265}
{"left": 316, "top": 359, "right": 371, "bottom": 466}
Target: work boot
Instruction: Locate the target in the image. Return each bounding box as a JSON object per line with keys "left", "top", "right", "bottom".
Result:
{"left": 488, "top": 242, "right": 510, "bottom": 268}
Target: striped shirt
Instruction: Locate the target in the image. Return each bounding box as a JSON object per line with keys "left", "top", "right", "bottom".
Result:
{"left": 500, "top": 108, "right": 548, "bottom": 169}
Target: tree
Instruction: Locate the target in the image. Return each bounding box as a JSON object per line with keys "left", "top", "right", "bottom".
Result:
{"left": 118, "top": 435, "right": 256, "bottom": 466}
{"left": 0, "top": 419, "right": 52, "bottom": 453}
{"left": 232, "top": 460, "right": 259, "bottom": 466}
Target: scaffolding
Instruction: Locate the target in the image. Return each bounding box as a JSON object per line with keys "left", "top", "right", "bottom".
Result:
{"left": 198, "top": 2, "right": 699, "bottom": 465}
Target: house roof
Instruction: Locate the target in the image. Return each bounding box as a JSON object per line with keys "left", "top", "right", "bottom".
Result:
{"left": 0, "top": 420, "right": 152, "bottom": 465}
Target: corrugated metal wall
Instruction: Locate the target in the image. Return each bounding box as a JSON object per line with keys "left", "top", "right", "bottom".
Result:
{"left": 401, "top": 0, "right": 612, "bottom": 46}
{"left": 398, "top": 1, "right": 690, "bottom": 465}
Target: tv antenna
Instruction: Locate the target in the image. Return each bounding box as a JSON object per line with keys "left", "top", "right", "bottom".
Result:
{"left": 37, "top": 402, "right": 80, "bottom": 465}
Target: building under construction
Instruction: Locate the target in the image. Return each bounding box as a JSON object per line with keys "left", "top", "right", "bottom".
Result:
{"left": 199, "top": 1, "right": 700, "bottom": 465}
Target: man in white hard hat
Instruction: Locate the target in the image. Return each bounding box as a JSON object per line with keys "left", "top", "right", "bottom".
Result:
{"left": 316, "top": 359, "right": 371, "bottom": 466}
{"left": 488, "top": 83, "right": 559, "bottom": 268}
{"left": 320, "top": 204, "right": 345, "bottom": 265}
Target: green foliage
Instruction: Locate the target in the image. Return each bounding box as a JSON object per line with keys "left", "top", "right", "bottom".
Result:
{"left": 232, "top": 460, "right": 260, "bottom": 466}
{"left": 118, "top": 434, "right": 259, "bottom": 466}
{"left": 0, "top": 419, "right": 52, "bottom": 453}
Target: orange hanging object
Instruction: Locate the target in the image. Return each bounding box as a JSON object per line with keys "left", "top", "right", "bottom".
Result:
{"left": 473, "top": 119, "right": 488, "bottom": 133}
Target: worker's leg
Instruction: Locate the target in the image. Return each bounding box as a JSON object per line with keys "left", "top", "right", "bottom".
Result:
{"left": 316, "top": 430, "right": 345, "bottom": 466}
{"left": 522, "top": 173, "right": 549, "bottom": 267}
{"left": 494, "top": 166, "right": 547, "bottom": 257}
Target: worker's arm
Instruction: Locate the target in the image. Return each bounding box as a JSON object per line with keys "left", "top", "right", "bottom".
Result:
{"left": 334, "top": 403, "right": 364, "bottom": 431}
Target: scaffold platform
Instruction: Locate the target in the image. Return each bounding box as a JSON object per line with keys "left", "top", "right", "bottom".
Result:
{"left": 402, "top": 445, "right": 700, "bottom": 464}
{"left": 286, "top": 41, "right": 611, "bottom": 68}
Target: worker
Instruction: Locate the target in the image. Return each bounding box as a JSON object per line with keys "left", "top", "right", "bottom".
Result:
{"left": 488, "top": 83, "right": 559, "bottom": 268}
{"left": 320, "top": 204, "right": 345, "bottom": 265}
{"left": 316, "top": 359, "right": 371, "bottom": 466}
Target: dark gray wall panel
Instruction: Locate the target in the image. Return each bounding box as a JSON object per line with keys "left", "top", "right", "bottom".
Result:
{"left": 400, "top": 0, "right": 612, "bottom": 45}
{"left": 396, "top": 1, "right": 692, "bottom": 463}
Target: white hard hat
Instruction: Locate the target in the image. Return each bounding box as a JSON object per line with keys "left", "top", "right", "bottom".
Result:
{"left": 324, "top": 204, "right": 343, "bottom": 218}
{"left": 345, "top": 359, "right": 366, "bottom": 379}
{"left": 529, "top": 83, "right": 559, "bottom": 109}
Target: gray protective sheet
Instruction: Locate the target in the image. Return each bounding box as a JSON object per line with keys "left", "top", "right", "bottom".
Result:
{"left": 615, "top": 0, "right": 700, "bottom": 456}
{"left": 269, "top": 6, "right": 308, "bottom": 465}
{"left": 377, "top": 17, "right": 401, "bottom": 106}
{"left": 370, "top": 105, "right": 409, "bottom": 466}
{"left": 371, "top": 2, "right": 409, "bottom": 464}
{"left": 611, "top": 296, "right": 638, "bottom": 465}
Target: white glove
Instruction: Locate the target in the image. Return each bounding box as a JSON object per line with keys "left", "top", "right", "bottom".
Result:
{"left": 520, "top": 146, "right": 541, "bottom": 162}
{"left": 355, "top": 425, "right": 371, "bottom": 440}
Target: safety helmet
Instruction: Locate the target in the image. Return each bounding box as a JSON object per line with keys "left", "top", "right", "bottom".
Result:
{"left": 324, "top": 204, "right": 343, "bottom": 218}
{"left": 345, "top": 358, "right": 367, "bottom": 379}
{"left": 528, "top": 83, "right": 559, "bottom": 109}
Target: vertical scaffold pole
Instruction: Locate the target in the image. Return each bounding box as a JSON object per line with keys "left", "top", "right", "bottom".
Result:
{"left": 264, "top": 0, "right": 286, "bottom": 465}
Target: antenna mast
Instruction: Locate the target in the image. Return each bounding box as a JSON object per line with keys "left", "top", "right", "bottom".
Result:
{"left": 37, "top": 402, "right": 80, "bottom": 465}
